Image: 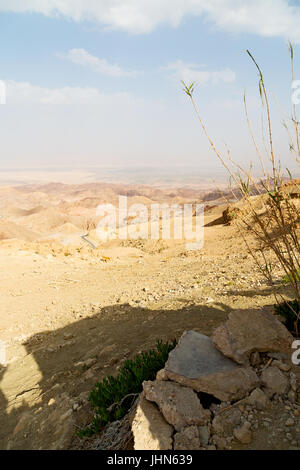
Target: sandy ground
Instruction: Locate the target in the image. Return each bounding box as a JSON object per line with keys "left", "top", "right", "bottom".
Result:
{"left": 0, "top": 206, "right": 298, "bottom": 450}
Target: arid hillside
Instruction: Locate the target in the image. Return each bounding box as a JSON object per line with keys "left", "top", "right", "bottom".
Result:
{"left": 0, "top": 182, "right": 218, "bottom": 242}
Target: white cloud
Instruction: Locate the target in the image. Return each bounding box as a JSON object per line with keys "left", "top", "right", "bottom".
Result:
{"left": 0, "top": 0, "right": 299, "bottom": 41}
{"left": 4, "top": 80, "right": 137, "bottom": 104}
{"left": 60, "top": 48, "right": 139, "bottom": 77}
{"left": 166, "top": 60, "right": 236, "bottom": 85}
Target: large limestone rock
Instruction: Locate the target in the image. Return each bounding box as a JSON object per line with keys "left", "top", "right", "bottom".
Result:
{"left": 212, "top": 309, "right": 293, "bottom": 365}
{"left": 143, "top": 380, "right": 210, "bottom": 431}
{"left": 131, "top": 393, "right": 173, "bottom": 450}
{"left": 160, "top": 331, "right": 259, "bottom": 401}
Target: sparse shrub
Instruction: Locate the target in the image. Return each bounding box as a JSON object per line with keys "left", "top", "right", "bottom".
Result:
{"left": 78, "top": 339, "right": 177, "bottom": 437}
{"left": 183, "top": 44, "right": 300, "bottom": 337}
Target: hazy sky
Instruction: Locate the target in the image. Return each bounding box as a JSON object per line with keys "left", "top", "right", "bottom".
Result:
{"left": 0, "top": 0, "right": 300, "bottom": 176}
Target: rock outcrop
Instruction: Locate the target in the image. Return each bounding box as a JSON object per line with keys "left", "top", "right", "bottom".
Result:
{"left": 130, "top": 314, "right": 298, "bottom": 451}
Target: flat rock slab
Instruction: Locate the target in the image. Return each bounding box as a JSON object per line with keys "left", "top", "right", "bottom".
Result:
{"left": 161, "top": 331, "right": 259, "bottom": 402}
{"left": 212, "top": 309, "right": 293, "bottom": 365}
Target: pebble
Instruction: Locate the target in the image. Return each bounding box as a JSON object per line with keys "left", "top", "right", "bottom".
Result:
{"left": 59, "top": 409, "right": 72, "bottom": 422}
{"left": 285, "top": 418, "right": 295, "bottom": 427}
{"left": 63, "top": 333, "right": 74, "bottom": 341}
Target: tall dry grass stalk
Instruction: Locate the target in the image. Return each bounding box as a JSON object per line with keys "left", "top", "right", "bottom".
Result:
{"left": 183, "top": 45, "right": 300, "bottom": 336}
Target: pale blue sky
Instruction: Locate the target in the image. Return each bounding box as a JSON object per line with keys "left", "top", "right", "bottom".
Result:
{"left": 0, "top": 1, "right": 300, "bottom": 177}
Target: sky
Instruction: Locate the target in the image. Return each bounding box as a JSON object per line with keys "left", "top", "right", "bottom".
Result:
{"left": 0, "top": 0, "right": 300, "bottom": 179}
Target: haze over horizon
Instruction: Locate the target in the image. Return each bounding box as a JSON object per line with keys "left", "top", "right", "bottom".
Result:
{"left": 0, "top": 1, "right": 300, "bottom": 176}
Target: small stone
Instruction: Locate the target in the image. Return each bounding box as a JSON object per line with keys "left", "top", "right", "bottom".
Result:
{"left": 83, "top": 369, "right": 94, "bottom": 380}
{"left": 59, "top": 409, "right": 73, "bottom": 422}
{"left": 174, "top": 426, "right": 201, "bottom": 450}
{"left": 273, "top": 360, "right": 292, "bottom": 372}
{"left": 286, "top": 418, "right": 295, "bottom": 427}
{"left": 213, "top": 435, "right": 227, "bottom": 450}
{"left": 288, "top": 390, "right": 296, "bottom": 403}
{"left": 290, "top": 378, "right": 297, "bottom": 392}
{"left": 13, "top": 413, "right": 31, "bottom": 436}
{"left": 198, "top": 426, "right": 210, "bottom": 446}
{"left": 84, "top": 358, "right": 97, "bottom": 368}
{"left": 48, "top": 398, "right": 55, "bottom": 406}
{"left": 246, "top": 388, "right": 270, "bottom": 410}
{"left": 212, "top": 408, "right": 241, "bottom": 436}
{"left": 156, "top": 369, "right": 168, "bottom": 381}
{"left": 63, "top": 333, "right": 74, "bottom": 341}
{"left": 74, "top": 361, "right": 85, "bottom": 368}
{"left": 250, "top": 351, "right": 261, "bottom": 367}
{"left": 261, "top": 366, "right": 289, "bottom": 397}
{"left": 233, "top": 422, "right": 252, "bottom": 444}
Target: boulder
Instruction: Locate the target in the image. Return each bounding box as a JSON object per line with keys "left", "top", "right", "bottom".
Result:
{"left": 212, "top": 309, "right": 293, "bottom": 365}
{"left": 173, "top": 426, "right": 201, "bottom": 450}
{"left": 131, "top": 393, "right": 173, "bottom": 450}
{"left": 143, "top": 380, "right": 210, "bottom": 431}
{"left": 162, "top": 331, "right": 259, "bottom": 401}
{"left": 260, "top": 366, "right": 290, "bottom": 397}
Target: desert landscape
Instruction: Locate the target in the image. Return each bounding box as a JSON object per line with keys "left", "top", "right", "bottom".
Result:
{"left": 0, "top": 180, "right": 299, "bottom": 450}
{"left": 1, "top": 0, "right": 300, "bottom": 455}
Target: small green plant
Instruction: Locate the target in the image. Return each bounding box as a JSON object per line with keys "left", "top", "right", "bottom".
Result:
{"left": 274, "top": 300, "right": 300, "bottom": 336}
{"left": 282, "top": 269, "right": 300, "bottom": 285}
{"left": 78, "top": 339, "right": 177, "bottom": 437}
